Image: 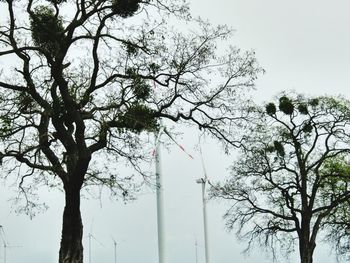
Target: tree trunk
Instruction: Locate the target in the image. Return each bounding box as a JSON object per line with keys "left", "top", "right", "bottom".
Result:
{"left": 59, "top": 185, "right": 84, "bottom": 263}
{"left": 299, "top": 238, "right": 316, "bottom": 263}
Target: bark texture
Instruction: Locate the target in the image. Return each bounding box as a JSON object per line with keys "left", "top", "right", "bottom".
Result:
{"left": 59, "top": 185, "right": 84, "bottom": 263}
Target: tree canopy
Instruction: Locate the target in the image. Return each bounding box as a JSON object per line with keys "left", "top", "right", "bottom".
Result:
{"left": 211, "top": 94, "right": 350, "bottom": 263}
{"left": 0, "top": 0, "right": 262, "bottom": 261}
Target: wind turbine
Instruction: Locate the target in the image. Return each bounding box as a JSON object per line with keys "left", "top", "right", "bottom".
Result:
{"left": 111, "top": 237, "right": 117, "bottom": 263}
{"left": 0, "top": 225, "right": 21, "bottom": 263}
{"left": 195, "top": 238, "right": 198, "bottom": 263}
{"left": 196, "top": 145, "right": 211, "bottom": 263}
{"left": 153, "top": 115, "right": 194, "bottom": 263}
{"left": 154, "top": 123, "right": 167, "bottom": 263}
{"left": 87, "top": 222, "right": 104, "bottom": 263}
{"left": 0, "top": 225, "right": 5, "bottom": 262}
{"left": 110, "top": 235, "right": 126, "bottom": 263}
{"left": 154, "top": 123, "right": 195, "bottom": 263}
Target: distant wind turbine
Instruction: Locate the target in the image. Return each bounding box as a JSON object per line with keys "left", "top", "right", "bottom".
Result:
{"left": 0, "top": 225, "right": 5, "bottom": 262}
{"left": 0, "top": 225, "right": 22, "bottom": 263}
{"left": 111, "top": 237, "right": 117, "bottom": 263}
{"left": 87, "top": 222, "right": 104, "bottom": 263}
{"left": 195, "top": 238, "right": 198, "bottom": 263}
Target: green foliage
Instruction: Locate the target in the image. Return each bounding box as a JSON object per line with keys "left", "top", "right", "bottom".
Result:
{"left": 280, "top": 128, "right": 292, "bottom": 139}
{"left": 125, "top": 67, "right": 137, "bottom": 76}
{"left": 30, "top": 6, "right": 65, "bottom": 56}
{"left": 265, "top": 145, "right": 275, "bottom": 153}
{"left": 112, "top": 0, "right": 141, "bottom": 18}
{"left": 273, "top": 141, "right": 285, "bottom": 156}
{"left": 46, "top": 0, "right": 67, "bottom": 4}
{"left": 309, "top": 98, "right": 319, "bottom": 107}
{"left": 321, "top": 158, "right": 350, "bottom": 179}
{"left": 18, "top": 92, "right": 36, "bottom": 113}
{"left": 117, "top": 103, "right": 158, "bottom": 133}
{"left": 132, "top": 78, "right": 151, "bottom": 100}
{"left": 0, "top": 115, "right": 12, "bottom": 137}
{"left": 125, "top": 43, "right": 138, "bottom": 55}
{"left": 302, "top": 122, "right": 313, "bottom": 133}
{"left": 320, "top": 158, "right": 350, "bottom": 193}
{"left": 297, "top": 103, "right": 308, "bottom": 115}
{"left": 265, "top": 103, "right": 276, "bottom": 115}
{"left": 278, "top": 96, "right": 294, "bottom": 115}
{"left": 125, "top": 68, "right": 151, "bottom": 100}
{"left": 149, "top": 63, "right": 160, "bottom": 74}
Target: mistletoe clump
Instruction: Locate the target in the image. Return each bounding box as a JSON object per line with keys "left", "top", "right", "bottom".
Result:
{"left": 18, "top": 92, "right": 36, "bottom": 113}
{"left": 132, "top": 78, "right": 151, "bottom": 100}
{"left": 30, "top": 6, "right": 65, "bottom": 56}
{"left": 112, "top": 0, "right": 141, "bottom": 18}
{"left": 149, "top": 63, "right": 160, "bottom": 74}
{"left": 297, "top": 103, "right": 309, "bottom": 115}
{"left": 46, "top": 0, "right": 67, "bottom": 5}
{"left": 266, "top": 145, "right": 275, "bottom": 153}
{"left": 273, "top": 141, "right": 285, "bottom": 156}
{"left": 125, "top": 43, "right": 138, "bottom": 55}
{"left": 0, "top": 115, "right": 12, "bottom": 137}
{"left": 125, "top": 67, "right": 137, "bottom": 76}
{"left": 117, "top": 104, "right": 158, "bottom": 133}
{"left": 279, "top": 96, "right": 294, "bottom": 115}
{"left": 302, "top": 123, "right": 313, "bottom": 133}
{"left": 266, "top": 103, "right": 276, "bottom": 115}
{"left": 125, "top": 68, "right": 151, "bottom": 100}
{"left": 309, "top": 98, "right": 319, "bottom": 107}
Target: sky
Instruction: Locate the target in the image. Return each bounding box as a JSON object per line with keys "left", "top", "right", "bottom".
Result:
{"left": 1, "top": 0, "right": 350, "bottom": 262}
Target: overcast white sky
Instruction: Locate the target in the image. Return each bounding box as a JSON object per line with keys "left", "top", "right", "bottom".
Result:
{"left": 1, "top": 0, "right": 350, "bottom": 262}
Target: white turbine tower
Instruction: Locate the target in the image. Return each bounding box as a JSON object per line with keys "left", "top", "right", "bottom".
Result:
{"left": 155, "top": 124, "right": 167, "bottom": 263}
{"left": 195, "top": 238, "right": 198, "bottom": 263}
{"left": 153, "top": 114, "right": 194, "bottom": 263}
{"left": 111, "top": 237, "right": 117, "bottom": 263}
{"left": 0, "top": 225, "right": 5, "bottom": 263}
{"left": 196, "top": 145, "right": 211, "bottom": 263}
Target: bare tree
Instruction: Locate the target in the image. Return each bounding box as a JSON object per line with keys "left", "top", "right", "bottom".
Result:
{"left": 0, "top": 0, "right": 262, "bottom": 262}
{"left": 211, "top": 94, "right": 350, "bottom": 263}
